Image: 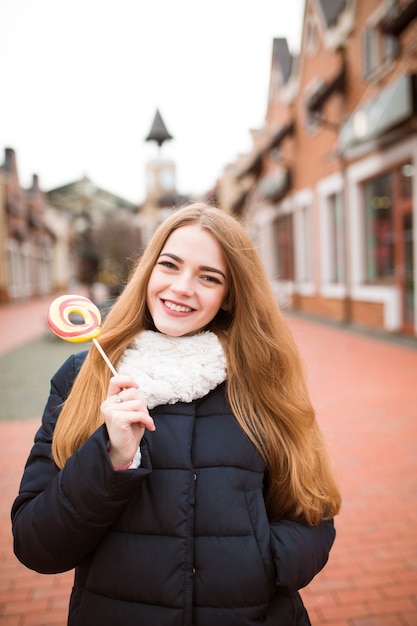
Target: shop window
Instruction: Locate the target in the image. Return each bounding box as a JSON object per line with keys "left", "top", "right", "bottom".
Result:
{"left": 363, "top": 173, "right": 394, "bottom": 282}
{"left": 400, "top": 163, "right": 414, "bottom": 199}
{"left": 273, "top": 214, "right": 294, "bottom": 280}
{"left": 328, "top": 192, "right": 345, "bottom": 283}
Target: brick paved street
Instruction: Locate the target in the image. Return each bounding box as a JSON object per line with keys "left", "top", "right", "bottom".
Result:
{"left": 0, "top": 297, "right": 416, "bottom": 625}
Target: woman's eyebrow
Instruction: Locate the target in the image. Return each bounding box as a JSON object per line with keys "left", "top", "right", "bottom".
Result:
{"left": 159, "top": 252, "right": 182, "bottom": 263}
{"left": 200, "top": 265, "right": 226, "bottom": 280}
{"left": 159, "top": 253, "right": 226, "bottom": 280}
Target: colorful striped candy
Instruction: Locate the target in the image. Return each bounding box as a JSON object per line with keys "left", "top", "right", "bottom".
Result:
{"left": 48, "top": 294, "right": 101, "bottom": 343}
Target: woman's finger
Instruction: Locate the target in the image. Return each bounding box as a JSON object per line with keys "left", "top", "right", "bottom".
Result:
{"left": 106, "top": 375, "right": 139, "bottom": 398}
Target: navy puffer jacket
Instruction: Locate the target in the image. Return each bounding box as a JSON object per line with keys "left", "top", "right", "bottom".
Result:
{"left": 12, "top": 352, "right": 335, "bottom": 625}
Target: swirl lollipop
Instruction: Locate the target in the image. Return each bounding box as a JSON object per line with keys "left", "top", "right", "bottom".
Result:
{"left": 47, "top": 294, "right": 117, "bottom": 375}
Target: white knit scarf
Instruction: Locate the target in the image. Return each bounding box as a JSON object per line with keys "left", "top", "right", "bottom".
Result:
{"left": 117, "top": 330, "right": 227, "bottom": 409}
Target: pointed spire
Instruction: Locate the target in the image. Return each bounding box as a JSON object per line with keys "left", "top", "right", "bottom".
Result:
{"left": 145, "top": 109, "right": 173, "bottom": 147}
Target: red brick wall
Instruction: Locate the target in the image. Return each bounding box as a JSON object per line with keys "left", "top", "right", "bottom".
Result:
{"left": 351, "top": 300, "right": 385, "bottom": 331}
{"left": 295, "top": 294, "right": 346, "bottom": 322}
{"left": 295, "top": 293, "right": 385, "bottom": 331}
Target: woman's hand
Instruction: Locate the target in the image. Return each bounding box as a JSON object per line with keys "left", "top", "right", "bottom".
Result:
{"left": 101, "top": 375, "right": 156, "bottom": 469}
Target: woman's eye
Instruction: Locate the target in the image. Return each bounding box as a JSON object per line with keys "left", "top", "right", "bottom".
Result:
{"left": 202, "top": 275, "right": 222, "bottom": 284}
{"left": 158, "top": 261, "right": 177, "bottom": 270}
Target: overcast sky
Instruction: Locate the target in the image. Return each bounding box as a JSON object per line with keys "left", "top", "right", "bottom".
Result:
{"left": 1, "top": 1, "right": 304, "bottom": 204}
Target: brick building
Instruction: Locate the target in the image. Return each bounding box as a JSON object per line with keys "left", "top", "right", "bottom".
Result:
{"left": 218, "top": 0, "right": 417, "bottom": 337}
{"left": 0, "top": 148, "right": 62, "bottom": 303}
{"left": 0, "top": 148, "right": 138, "bottom": 304}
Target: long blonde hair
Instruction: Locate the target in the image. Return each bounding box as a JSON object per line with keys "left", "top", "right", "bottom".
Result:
{"left": 52, "top": 203, "right": 341, "bottom": 524}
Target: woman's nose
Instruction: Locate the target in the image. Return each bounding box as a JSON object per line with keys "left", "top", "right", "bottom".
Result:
{"left": 171, "top": 273, "right": 194, "bottom": 295}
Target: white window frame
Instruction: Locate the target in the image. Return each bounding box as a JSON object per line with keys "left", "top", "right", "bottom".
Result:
{"left": 317, "top": 173, "right": 346, "bottom": 298}
{"left": 293, "top": 189, "right": 315, "bottom": 295}
{"left": 254, "top": 199, "right": 296, "bottom": 307}
{"left": 362, "top": 1, "right": 398, "bottom": 81}
{"left": 346, "top": 136, "right": 417, "bottom": 332}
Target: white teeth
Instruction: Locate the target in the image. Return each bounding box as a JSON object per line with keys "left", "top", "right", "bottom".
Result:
{"left": 164, "top": 301, "right": 193, "bottom": 313}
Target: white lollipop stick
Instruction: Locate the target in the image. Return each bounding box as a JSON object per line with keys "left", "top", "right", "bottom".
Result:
{"left": 92, "top": 338, "right": 117, "bottom": 376}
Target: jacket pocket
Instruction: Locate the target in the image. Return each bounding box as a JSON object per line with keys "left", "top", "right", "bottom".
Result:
{"left": 245, "top": 488, "right": 275, "bottom": 589}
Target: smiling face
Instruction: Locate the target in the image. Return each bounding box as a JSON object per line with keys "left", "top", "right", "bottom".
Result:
{"left": 146, "top": 224, "right": 229, "bottom": 337}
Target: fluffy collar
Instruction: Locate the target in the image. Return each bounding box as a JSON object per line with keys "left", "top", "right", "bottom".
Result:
{"left": 117, "top": 330, "right": 227, "bottom": 409}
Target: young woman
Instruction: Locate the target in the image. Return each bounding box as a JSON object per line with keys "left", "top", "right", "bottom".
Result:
{"left": 12, "top": 203, "right": 341, "bottom": 626}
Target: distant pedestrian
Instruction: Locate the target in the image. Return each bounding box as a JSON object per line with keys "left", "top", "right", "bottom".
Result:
{"left": 12, "top": 203, "right": 341, "bottom": 625}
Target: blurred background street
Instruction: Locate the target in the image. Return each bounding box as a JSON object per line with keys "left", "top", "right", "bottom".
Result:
{"left": 1, "top": 296, "right": 416, "bottom": 625}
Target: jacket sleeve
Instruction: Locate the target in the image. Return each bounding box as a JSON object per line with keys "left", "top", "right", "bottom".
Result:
{"left": 11, "top": 353, "right": 152, "bottom": 575}
{"left": 270, "top": 517, "right": 336, "bottom": 593}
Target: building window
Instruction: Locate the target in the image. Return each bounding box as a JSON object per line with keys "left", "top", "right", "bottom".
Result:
{"left": 273, "top": 214, "right": 294, "bottom": 280}
{"left": 298, "top": 205, "right": 314, "bottom": 283}
{"left": 363, "top": 173, "right": 394, "bottom": 282}
{"left": 328, "top": 192, "right": 345, "bottom": 283}
{"left": 362, "top": 21, "right": 398, "bottom": 78}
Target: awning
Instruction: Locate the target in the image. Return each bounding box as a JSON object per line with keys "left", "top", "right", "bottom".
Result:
{"left": 339, "top": 73, "right": 417, "bottom": 151}
{"left": 230, "top": 188, "right": 249, "bottom": 216}
{"left": 236, "top": 121, "right": 295, "bottom": 180}
{"left": 235, "top": 150, "right": 264, "bottom": 180}
{"left": 265, "top": 121, "right": 295, "bottom": 151}
{"left": 258, "top": 168, "right": 291, "bottom": 203}
{"left": 380, "top": 0, "right": 417, "bottom": 36}
{"left": 306, "top": 64, "right": 346, "bottom": 114}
